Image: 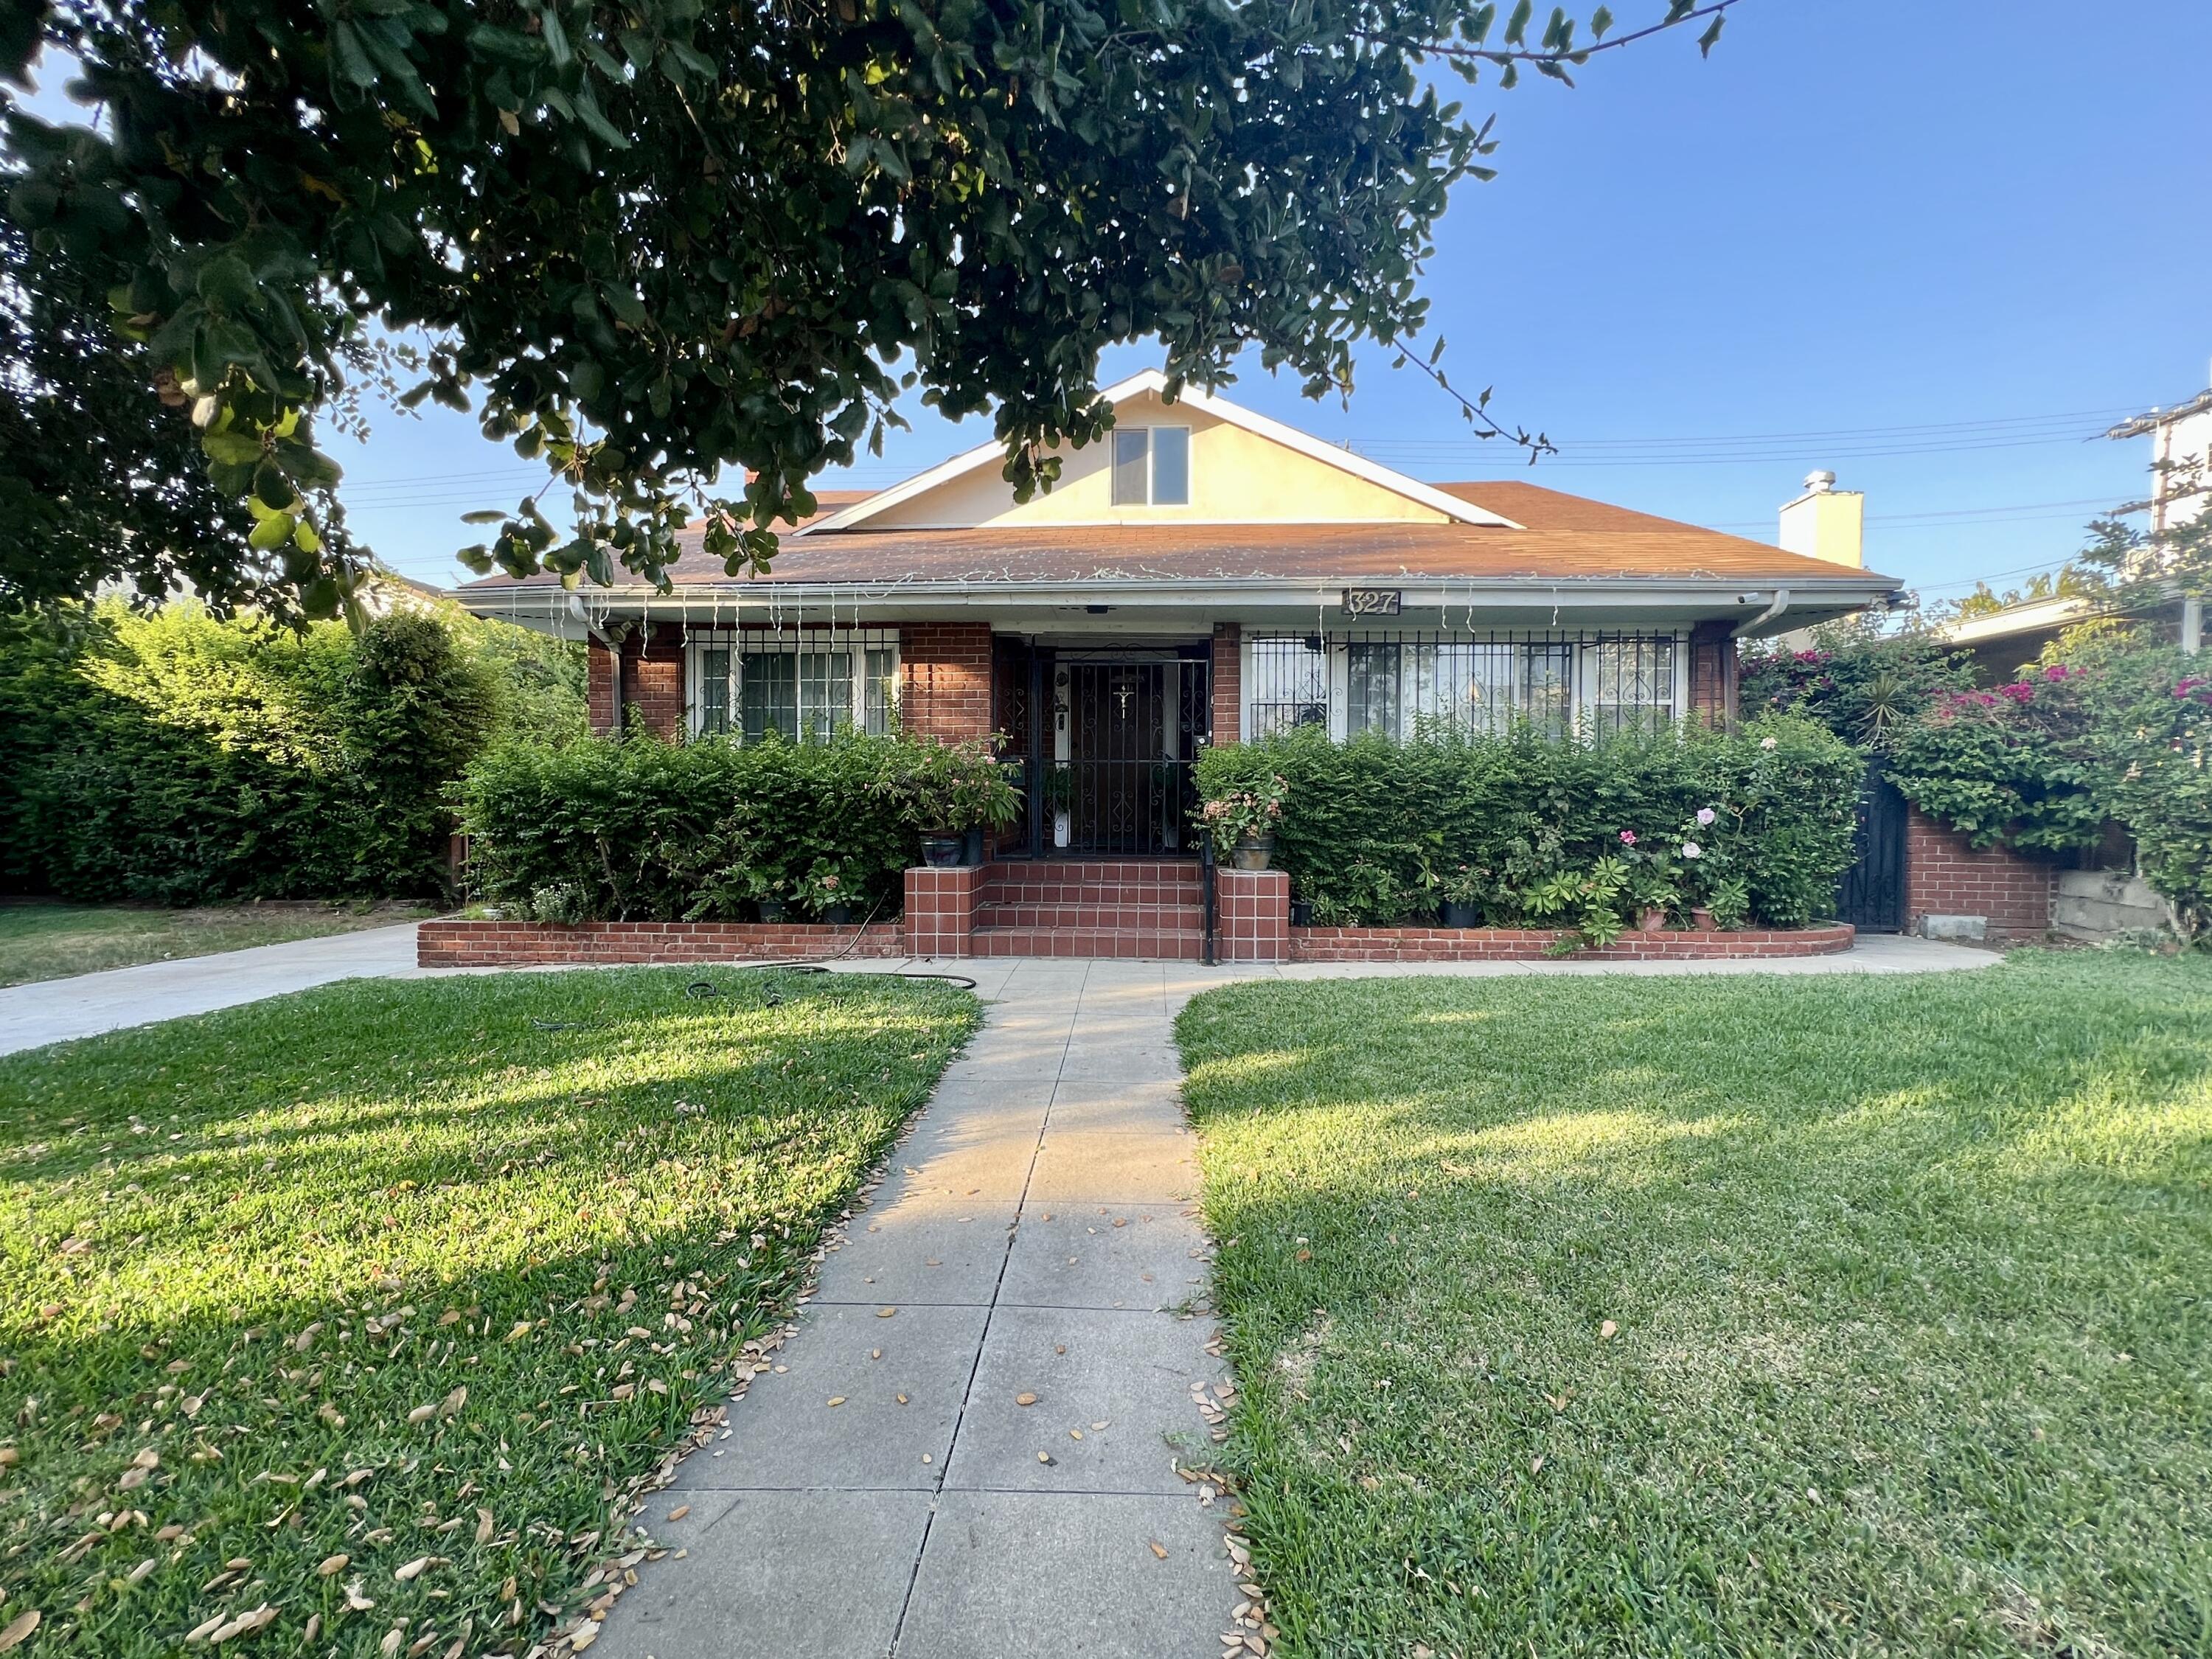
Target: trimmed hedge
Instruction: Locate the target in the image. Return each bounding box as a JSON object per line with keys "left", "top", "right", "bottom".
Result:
{"left": 455, "top": 732, "right": 1011, "bottom": 922}
{"left": 1, "top": 602, "right": 501, "bottom": 903}
{"left": 1194, "top": 717, "right": 1863, "bottom": 932}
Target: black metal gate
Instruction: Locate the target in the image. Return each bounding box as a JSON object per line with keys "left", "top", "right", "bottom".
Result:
{"left": 1834, "top": 762, "right": 1907, "bottom": 932}
{"left": 993, "top": 644, "right": 1210, "bottom": 856}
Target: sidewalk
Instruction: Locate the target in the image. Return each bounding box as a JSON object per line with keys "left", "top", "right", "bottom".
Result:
{"left": 0, "top": 922, "right": 422, "bottom": 1055}
{"left": 594, "top": 959, "right": 1242, "bottom": 1659}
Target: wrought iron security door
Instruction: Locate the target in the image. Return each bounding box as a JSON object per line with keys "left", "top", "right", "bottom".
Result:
{"left": 1015, "top": 650, "right": 1208, "bottom": 856}
{"left": 1834, "top": 762, "right": 1907, "bottom": 932}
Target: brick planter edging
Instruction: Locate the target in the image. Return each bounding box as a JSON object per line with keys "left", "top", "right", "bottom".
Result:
{"left": 419, "top": 919, "right": 906, "bottom": 967}
{"left": 1289, "top": 922, "right": 1856, "bottom": 963}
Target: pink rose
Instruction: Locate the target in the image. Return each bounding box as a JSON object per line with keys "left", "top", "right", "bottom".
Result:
{"left": 1681, "top": 842, "right": 1703, "bottom": 859}
{"left": 1618, "top": 830, "right": 1637, "bottom": 846}
{"left": 1696, "top": 807, "right": 1716, "bottom": 827}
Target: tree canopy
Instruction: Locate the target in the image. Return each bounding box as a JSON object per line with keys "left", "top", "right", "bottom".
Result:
{"left": 3, "top": 0, "right": 1737, "bottom": 617}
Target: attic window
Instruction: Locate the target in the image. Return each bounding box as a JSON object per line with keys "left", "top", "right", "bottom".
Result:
{"left": 1110, "top": 426, "right": 1191, "bottom": 506}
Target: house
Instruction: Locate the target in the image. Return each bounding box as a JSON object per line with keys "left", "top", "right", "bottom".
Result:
{"left": 1939, "top": 369, "right": 2211, "bottom": 677}
{"left": 458, "top": 369, "right": 1900, "bottom": 861}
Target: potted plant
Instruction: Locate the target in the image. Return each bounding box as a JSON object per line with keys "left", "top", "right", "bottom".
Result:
{"left": 796, "top": 858, "right": 852, "bottom": 924}
{"left": 1614, "top": 830, "right": 1680, "bottom": 932}
{"left": 757, "top": 884, "right": 789, "bottom": 924}
{"left": 1439, "top": 863, "right": 1488, "bottom": 928}
{"left": 1199, "top": 771, "right": 1289, "bottom": 870}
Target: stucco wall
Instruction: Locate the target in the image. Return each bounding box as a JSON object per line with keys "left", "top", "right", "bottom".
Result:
{"left": 861, "top": 390, "right": 1454, "bottom": 530}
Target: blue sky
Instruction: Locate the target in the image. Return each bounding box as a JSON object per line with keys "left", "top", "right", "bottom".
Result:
{"left": 24, "top": 1, "right": 2212, "bottom": 597}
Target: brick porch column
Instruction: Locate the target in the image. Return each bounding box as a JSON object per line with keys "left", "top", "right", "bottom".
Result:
{"left": 586, "top": 640, "right": 620, "bottom": 734}
{"left": 1210, "top": 622, "right": 1242, "bottom": 745}
{"left": 1688, "top": 619, "right": 1739, "bottom": 728}
{"left": 621, "top": 625, "right": 685, "bottom": 740}
{"left": 900, "top": 622, "right": 995, "bottom": 742}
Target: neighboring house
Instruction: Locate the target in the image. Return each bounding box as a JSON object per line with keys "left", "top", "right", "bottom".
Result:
{"left": 458, "top": 370, "right": 1898, "bottom": 858}
{"left": 1941, "top": 369, "right": 2211, "bottom": 678}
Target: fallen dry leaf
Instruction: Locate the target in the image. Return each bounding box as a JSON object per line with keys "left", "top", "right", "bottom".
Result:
{"left": 1015, "top": 1393, "right": 1037, "bottom": 1408}
{"left": 1149, "top": 1541, "right": 1169, "bottom": 1559}
{"left": 317, "top": 1554, "right": 349, "bottom": 1576}
{"left": 825, "top": 1397, "right": 846, "bottom": 1408}
{"left": 394, "top": 1556, "right": 435, "bottom": 1582}
{"left": 875, "top": 1307, "right": 897, "bottom": 1319}
{"left": 0, "top": 1611, "right": 38, "bottom": 1652}
{"left": 475, "top": 1509, "right": 495, "bottom": 1544}
{"left": 666, "top": 1506, "right": 690, "bottom": 1522}
{"left": 1599, "top": 1320, "right": 1618, "bottom": 1340}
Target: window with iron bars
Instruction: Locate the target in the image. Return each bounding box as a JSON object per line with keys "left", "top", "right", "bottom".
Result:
{"left": 686, "top": 630, "right": 900, "bottom": 742}
{"left": 1248, "top": 632, "right": 1680, "bottom": 742}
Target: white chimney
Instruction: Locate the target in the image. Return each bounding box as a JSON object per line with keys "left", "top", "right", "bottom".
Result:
{"left": 1778, "top": 470, "right": 1864, "bottom": 568}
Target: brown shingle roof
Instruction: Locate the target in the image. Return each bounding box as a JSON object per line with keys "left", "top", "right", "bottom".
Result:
{"left": 462, "top": 480, "right": 1891, "bottom": 591}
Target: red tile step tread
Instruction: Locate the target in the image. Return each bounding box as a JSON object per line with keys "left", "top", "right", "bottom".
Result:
{"left": 969, "top": 925, "right": 1203, "bottom": 961}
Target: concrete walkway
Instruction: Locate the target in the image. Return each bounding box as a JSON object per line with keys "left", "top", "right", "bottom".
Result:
{"left": 0, "top": 922, "right": 422, "bottom": 1055}
{"left": 596, "top": 959, "right": 1242, "bottom": 1659}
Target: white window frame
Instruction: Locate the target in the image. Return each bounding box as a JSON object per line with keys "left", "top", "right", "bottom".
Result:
{"left": 684, "top": 629, "right": 900, "bottom": 742}
{"left": 1110, "top": 425, "right": 1194, "bottom": 507}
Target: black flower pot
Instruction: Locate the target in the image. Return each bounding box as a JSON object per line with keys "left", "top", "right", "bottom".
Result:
{"left": 962, "top": 827, "right": 987, "bottom": 866}
{"left": 1441, "top": 901, "right": 1481, "bottom": 928}
{"left": 757, "top": 897, "right": 787, "bottom": 924}
{"left": 1289, "top": 900, "right": 1314, "bottom": 928}
{"left": 823, "top": 902, "right": 853, "bottom": 925}
{"left": 920, "top": 835, "right": 964, "bottom": 869}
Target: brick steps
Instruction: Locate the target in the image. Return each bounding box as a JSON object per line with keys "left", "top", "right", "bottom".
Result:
{"left": 975, "top": 902, "right": 1203, "bottom": 931}
{"left": 970, "top": 925, "right": 1203, "bottom": 961}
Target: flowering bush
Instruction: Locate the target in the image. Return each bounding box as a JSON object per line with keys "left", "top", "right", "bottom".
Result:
{"left": 1197, "top": 771, "right": 1288, "bottom": 856}
{"left": 1885, "top": 667, "right": 2102, "bottom": 853}
{"left": 793, "top": 858, "right": 852, "bottom": 918}
{"left": 1194, "top": 717, "right": 1861, "bottom": 931}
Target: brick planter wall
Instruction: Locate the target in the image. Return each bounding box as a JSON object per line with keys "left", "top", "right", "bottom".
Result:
{"left": 1290, "top": 923, "right": 1855, "bottom": 962}
{"left": 1217, "top": 868, "right": 1288, "bottom": 962}
{"left": 418, "top": 919, "right": 905, "bottom": 967}
{"left": 1904, "top": 807, "right": 2054, "bottom": 941}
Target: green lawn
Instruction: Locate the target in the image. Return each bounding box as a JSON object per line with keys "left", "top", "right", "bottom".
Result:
{"left": 0, "top": 967, "right": 978, "bottom": 1656}
{"left": 0, "top": 901, "right": 432, "bottom": 988}
{"left": 1176, "top": 953, "right": 2212, "bottom": 1658}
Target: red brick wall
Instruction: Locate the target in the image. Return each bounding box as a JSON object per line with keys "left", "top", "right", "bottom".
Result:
{"left": 587, "top": 641, "right": 619, "bottom": 734}
{"left": 418, "top": 919, "right": 905, "bottom": 966}
{"left": 1688, "top": 620, "right": 1738, "bottom": 728}
{"left": 1290, "top": 923, "right": 1854, "bottom": 961}
{"left": 626, "top": 629, "right": 684, "bottom": 740}
{"left": 1211, "top": 622, "right": 1242, "bottom": 746}
{"left": 585, "top": 625, "right": 685, "bottom": 738}
{"left": 1905, "top": 807, "right": 2053, "bottom": 941}
{"left": 900, "top": 622, "right": 994, "bottom": 742}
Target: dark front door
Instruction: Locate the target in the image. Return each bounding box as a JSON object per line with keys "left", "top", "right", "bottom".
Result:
{"left": 1066, "top": 662, "right": 1178, "bottom": 853}
{"left": 992, "top": 647, "right": 1208, "bottom": 856}
{"left": 1834, "top": 762, "right": 1907, "bottom": 932}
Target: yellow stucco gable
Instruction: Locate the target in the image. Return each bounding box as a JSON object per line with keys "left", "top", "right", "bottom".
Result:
{"left": 832, "top": 376, "right": 1500, "bottom": 533}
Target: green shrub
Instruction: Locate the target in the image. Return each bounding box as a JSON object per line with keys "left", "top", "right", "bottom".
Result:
{"left": 1194, "top": 718, "right": 1863, "bottom": 931}
{"left": 455, "top": 731, "right": 1015, "bottom": 922}
{"left": 2082, "top": 648, "right": 2212, "bottom": 945}
{"left": 1, "top": 602, "right": 499, "bottom": 902}
{"left": 1885, "top": 669, "right": 2103, "bottom": 854}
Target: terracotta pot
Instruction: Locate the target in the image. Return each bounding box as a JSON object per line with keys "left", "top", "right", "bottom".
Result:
{"left": 1691, "top": 907, "right": 1718, "bottom": 932}
{"left": 1639, "top": 907, "right": 1669, "bottom": 933}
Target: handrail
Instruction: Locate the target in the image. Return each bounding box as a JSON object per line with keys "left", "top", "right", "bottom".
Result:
{"left": 1200, "top": 836, "right": 1217, "bottom": 966}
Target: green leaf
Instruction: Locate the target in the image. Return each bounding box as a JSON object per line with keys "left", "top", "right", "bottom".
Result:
{"left": 202, "top": 429, "right": 265, "bottom": 467}
{"left": 248, "top": 509, "right": 295, "bottom": 551}
{"left": 329, "top": 20, "right": 381, "bottom": 88}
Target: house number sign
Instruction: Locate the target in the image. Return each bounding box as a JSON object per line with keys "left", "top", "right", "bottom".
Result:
{"left": 1341, "top": 588, "right": 1402, "bottom": 617}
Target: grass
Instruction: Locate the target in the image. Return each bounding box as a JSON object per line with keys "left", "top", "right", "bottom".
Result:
{"left": 0, "top": 900, "right": 433, "bottom": 988}
{"left": 0, "top": 966, "right": 978, "bottom": 1656}
{"left": 1175, "top": 951, "right": 2212, "bottom": 1658}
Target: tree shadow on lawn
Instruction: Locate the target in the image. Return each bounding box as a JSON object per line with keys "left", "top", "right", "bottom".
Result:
{"left": 1176, "top": 955, "right": 2212, "bottom": 1658}
{"left": 0, "top": 967, "right": 978, "bottom": 1658}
